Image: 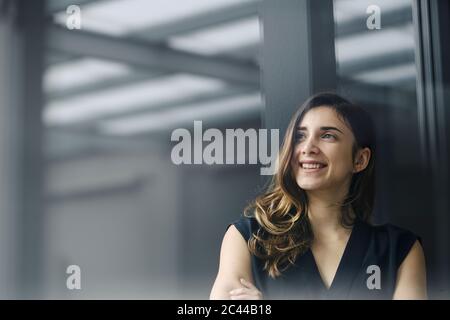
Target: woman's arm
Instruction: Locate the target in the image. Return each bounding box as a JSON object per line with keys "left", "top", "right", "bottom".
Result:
{"left": 392, "top": 240, "right": 427, "bottom": 300}
{"left": 210, "top": 225, "right": 261, "bottom": 299}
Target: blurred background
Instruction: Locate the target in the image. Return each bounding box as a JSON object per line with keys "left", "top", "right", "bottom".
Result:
{"left": 0, "top": 0, "right": 449, "bottom": 299}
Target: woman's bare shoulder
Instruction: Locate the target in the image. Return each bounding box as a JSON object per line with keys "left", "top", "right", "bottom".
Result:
{"left": 210, "top": 225, "right": 254, "bottom": 299}
{"left": 218, "top": 225, "right": 253, "bottom": 277}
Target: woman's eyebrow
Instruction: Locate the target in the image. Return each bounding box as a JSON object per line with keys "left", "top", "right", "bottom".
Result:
{"left": 297, "top": 126, "right": 344, "bottom": 134}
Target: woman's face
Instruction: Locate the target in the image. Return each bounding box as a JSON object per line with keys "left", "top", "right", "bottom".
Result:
{"left": 290, "top": 106, "right": 358, "bottom": 192}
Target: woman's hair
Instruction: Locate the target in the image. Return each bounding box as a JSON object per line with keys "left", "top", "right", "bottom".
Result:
{"left": 244, "top": 92, "right": 376, "bottom": 278}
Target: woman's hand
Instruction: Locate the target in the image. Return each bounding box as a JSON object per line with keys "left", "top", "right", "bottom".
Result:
{"left": 229, "top": 278, "right": 263, "bottom": 300}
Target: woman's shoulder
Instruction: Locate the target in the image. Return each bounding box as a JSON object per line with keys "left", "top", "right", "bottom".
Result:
{"left": 364, "top": 220, "right": 422, "bottom": 267}
{"left": 226, "top": 215, "right": 260, "bottom": 242}
{"left": 368, "top": 221, "right": 421, "bottom": 243}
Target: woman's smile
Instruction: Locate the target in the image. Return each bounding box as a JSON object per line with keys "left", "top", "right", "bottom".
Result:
{"left": 300, "top": 165, "right": 328, "bottom": 173}
{"left": 299, "top": 161, "right": 328, "bottom": 174}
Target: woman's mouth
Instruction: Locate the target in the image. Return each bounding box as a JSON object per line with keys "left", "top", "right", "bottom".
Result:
{"left": 300, "top": 162, "right": 327, "bottom": 173}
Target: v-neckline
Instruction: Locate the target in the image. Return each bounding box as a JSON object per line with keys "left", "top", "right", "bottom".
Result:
{"left": 307, "top": 219, "right": 359, "bottom": 292}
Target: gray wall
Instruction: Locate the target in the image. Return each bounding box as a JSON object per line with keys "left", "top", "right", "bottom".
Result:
{"left": 43, "top": 143, "right": 180, "bottom": 298}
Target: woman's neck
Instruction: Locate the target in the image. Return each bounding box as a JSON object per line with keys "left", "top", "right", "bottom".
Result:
{"left": 306, "top": 187, "right": 351, "bottom": 243}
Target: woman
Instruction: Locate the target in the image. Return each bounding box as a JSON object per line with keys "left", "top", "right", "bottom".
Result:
{"left": 210, "top": 93, "right": 427, "bottom": 300}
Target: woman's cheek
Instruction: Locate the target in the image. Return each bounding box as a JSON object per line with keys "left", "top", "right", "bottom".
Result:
{"left": 332, "top": 158, "right": 353, "bottom": 180}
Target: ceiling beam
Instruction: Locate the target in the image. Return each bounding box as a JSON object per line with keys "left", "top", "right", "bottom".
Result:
{"left": 131, "top": 1, "right": 259, "bottom": 41}
{"left": 47, "top": 25, "right": 259, "bottom": 87}
{"left": 46, "top": 70, "right": 167, "bottom": 100}
{"left": 339, "top": 49, "right": 415, "bottom": 75}
{"left": 50, "top": 86, "right": 257, "bottom": 130}
{"left": 46, "top": 0, "right": 107, "bottom": 15}
{"left": 336, "top": 7, "right": 412, "bottom": 38}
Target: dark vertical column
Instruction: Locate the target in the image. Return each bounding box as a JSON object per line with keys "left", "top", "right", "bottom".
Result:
{"left": 17, "top": 0, "right": 46, "bottom": 299}
{"left": 413, "top": 0, "right": 450, "bottom": 298}
{"left": 0, "top": 0, "right": 45, "bottom": 298}
{"left": 259, "top": 0, "right": 337, "bottom": 140}
{"left": 0, "top": 0, "right": 19, "bottom": 298}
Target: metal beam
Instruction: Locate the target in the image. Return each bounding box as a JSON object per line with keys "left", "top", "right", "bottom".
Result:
{"left": 47, "top": 25, "right": 259, "bottom": 87}
{"left": 338, "top": 77, "right": 417, "bottom": 108}
{"left": 46, "top": 0, "right": 107, "bottom": 15}
{"left": 92, "top": 86, "right": 255, "bottom": 124}
{"left": 339, "top": 49, "right": 415, "bottom": 75}
{"left": 45, "top": 51, "right": 79, "bottom": 67}
{"left": 45, "top": 45, "right": 259, "bottom": 100}
{"left": 336, "top": 6, "right": 412, "bottom": 38}
{"left": 131, "top": 1, "right": 258, "bottom": 41}
{"left": 47, "top": 70, "right": 167, "bottom": 100}
{"left": 44, "top": 1, "right": 261, "bottom": 100}
{"left": 52, "top": 86, "right": 256, "bottom": 130}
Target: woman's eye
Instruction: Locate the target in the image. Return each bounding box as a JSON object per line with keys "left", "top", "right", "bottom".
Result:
{"left": 322, "top": 133, "right": 335, "bottom": 140}
{"left": 295, "top": 133, "right": 305, "bottom": 141}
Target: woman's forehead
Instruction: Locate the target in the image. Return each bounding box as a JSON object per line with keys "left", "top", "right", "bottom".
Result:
{"left": 298, "top": 107, "right": 349, "bottom": 132}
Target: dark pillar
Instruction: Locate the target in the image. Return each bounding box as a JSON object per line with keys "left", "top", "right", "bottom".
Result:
{"left": 259, "top": 0, "right": 337, "bottom": 140}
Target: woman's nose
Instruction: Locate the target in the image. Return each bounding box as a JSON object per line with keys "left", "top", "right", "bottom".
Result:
{"left": 301, "top": 138, "right": 319, "bottom": 155}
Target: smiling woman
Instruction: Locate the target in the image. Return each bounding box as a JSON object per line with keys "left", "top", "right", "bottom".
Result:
{"left": 210, "top": 92, "right": 427, "bottom": 300}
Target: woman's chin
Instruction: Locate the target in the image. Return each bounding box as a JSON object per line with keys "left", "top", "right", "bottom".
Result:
{"left": 298, "top": 182, "right": 323, "bottom": 191}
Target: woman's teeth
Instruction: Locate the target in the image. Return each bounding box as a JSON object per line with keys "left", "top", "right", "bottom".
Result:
{"left": 301, "top": 163, "right": 325, "bottom": 169}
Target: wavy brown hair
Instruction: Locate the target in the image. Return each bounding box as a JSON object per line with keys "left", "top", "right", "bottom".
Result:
{"left": 244, "top": 92, "right": 376, "bottom": 278}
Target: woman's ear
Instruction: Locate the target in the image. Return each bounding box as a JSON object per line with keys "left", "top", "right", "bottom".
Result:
{"left": 353, "top": 147, "right": 371, "bottom": 173}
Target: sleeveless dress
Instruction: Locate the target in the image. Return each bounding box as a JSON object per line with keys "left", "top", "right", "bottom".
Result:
{"left": 226, "top": 215, "right": 421, "bottom": 300}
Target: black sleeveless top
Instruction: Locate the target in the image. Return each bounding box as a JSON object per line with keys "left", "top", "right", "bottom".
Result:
{"left": 227, "top": 215, "right": 421, "bottom": 300}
